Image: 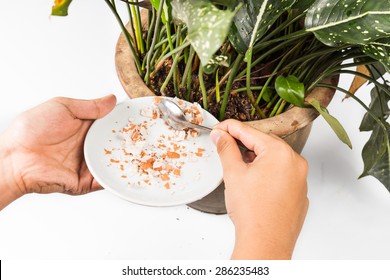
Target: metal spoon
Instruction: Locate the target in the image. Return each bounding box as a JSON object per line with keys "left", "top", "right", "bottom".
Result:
{"left": 157, "top": 99, "right": 250, "bottom": 152}
{"left": 157, "top": 99, "right": 213, "bottom": 131}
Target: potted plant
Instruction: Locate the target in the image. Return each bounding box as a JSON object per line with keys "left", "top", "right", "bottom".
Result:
{"left": 52, "top": 0, "right": 390, "bottom": 213}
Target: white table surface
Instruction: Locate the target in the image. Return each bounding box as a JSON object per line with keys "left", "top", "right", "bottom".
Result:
{"left": 1, "top": 1, "right": 389, "bottom": 260}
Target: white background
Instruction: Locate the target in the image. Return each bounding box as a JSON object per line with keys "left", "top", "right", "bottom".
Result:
{"left": 0, "top": 0, "right": 389, "bottom": 260}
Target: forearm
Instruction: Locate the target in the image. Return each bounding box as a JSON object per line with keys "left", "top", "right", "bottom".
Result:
{"left": 0, "top": 134, "right": 24, "bottom": 210}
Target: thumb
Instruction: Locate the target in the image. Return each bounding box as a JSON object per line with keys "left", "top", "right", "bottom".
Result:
{"left": 57, "top": 94, "right": 117, "bottom": 120}
{"left": 210, "top": 128, "right": 244, "bottom": 173}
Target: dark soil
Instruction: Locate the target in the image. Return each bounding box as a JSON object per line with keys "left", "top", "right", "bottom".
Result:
{"left": 149, "top": 58, "right": 267, "bottom": 121}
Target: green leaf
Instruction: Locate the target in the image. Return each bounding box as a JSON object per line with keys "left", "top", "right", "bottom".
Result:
{"left": 360, "top": 86, "right": 390, "bottom": 132}
{"left": 305, "top": 0, "right": 390, "bottom": 47}
{"left": 262, "top": 87, "right": 272, "bottom": 102}
{"left": 310, "top": 99, "right": 352, "bottom": 149}
{"left": 203, "top": 54, "right": 230, "bottom": 74}
{"left": 228, "top": 0, "right": 297, "bottom": 54}
{"left": 361, "top": 39, "right": 390, "bottom": 72}
{"left": 171, "top": 0, "right": 239, "bottom": 66}
{"left": 360, "top": 124, "right": 390, "bottom": 192}
{"left": 150, "top": 0, "right": 159, "bottom": 9}
{"left": 150, "top": 0, "right": 172, "bottom": 24}
{"left": 275, "top": 75, "right": 305, "bottom": 107}
{"left": 51, "top": 0, "right": 73, "bottom": 16}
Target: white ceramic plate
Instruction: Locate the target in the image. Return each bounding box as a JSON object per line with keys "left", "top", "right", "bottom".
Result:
{"left": 84, "top": 96, "right": 223, "bottom": 207}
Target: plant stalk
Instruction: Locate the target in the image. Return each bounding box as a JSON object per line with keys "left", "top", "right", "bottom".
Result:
{"left": 160, "top": 49, "right": 183, "bottom": 94}
{"left": 133, "top": 1, "right": 145, "bottom": 54}
{"left": 181, "top": 46, "right": 195, "bottom": 88}
{"left": 219, "top": 54, "right": 244, "bottom": 121}
{"left": 145, "top": 0, "right": 165, "bottom": 85}
{"left": 125, "top": 1, "right": 138, "bottom": 55}
{"left": 158, "top": 41, "right": 191, "bottom": 63}
{"left": 215, "top": 69, "right": 221, "bottom": 103}
{"left": 317, "top": 83, "right": 390, "bottom": 133}
{"left": 246, "top": 47, "right": 266, "bottom": 118}
{"left": 199, "top": 65, "right": 208, "bottom": 110}
{"left": 146, "top": 9, "right": 155, "bottom": 51}
{"left": 104, "top": 0, "right": 142, "bottom": 74}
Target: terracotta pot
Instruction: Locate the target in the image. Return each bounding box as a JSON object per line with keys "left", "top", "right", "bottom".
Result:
{"left": 115, "top": 18, "right": 338, "bottom": 214}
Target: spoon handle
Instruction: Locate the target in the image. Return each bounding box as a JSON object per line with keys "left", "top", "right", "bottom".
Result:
{"left": 187, "top": 122, "right": 250, "bottom": 153}
{"left": 185, "top": 122, "right": 212, "bottom": 132}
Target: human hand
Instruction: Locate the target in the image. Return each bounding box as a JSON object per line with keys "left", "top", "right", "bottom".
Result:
{"left": 0, "top": 95, "right": 116, "bottom": 209}
{"left": 210, "top": 119, "right": 309, "bottom": 259}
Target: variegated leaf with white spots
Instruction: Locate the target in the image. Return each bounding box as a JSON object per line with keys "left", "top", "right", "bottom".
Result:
{"left": 171, "top": 0, "right": 238, "bottom": 66}
{"left": 203, "top": 54, "right": 229, "bottom": 74}
{"left": 362, "top": 39, "right": 390, "bottom": 72}
{"left": 305, "top": 0, "right": 390, "bottom": 47}
{"left": 228, "top": 0, "right": 297, "bottom": 54}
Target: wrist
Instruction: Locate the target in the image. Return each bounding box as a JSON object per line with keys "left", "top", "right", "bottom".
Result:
{"left": 0, "top": 134, "right": 25, "bottom": 210}
{"left": 231, "top": 226, "right": 294, "bottom": 260}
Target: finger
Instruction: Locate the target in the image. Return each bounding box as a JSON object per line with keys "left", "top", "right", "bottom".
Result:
{"left": 55, "top": 94, "right": 117, "bottom": 120}
{"left": 90, "top": 179, "right": 104, "bottom": 192}
{"left": 78, "top": 162, "right": 104, "bottom": 194}
{"left": 210, "top": 128, "right": 245, "bottom": 173}
{"left": 214, "top": 119, "right": 284, "bottom": 155}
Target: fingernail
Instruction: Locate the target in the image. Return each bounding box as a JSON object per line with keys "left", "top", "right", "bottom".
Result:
{"left": 210, "top": 129, "right": 221, "bottom": 145}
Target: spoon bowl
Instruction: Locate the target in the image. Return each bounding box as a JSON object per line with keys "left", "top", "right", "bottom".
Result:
{"left": 157, "top": 99, "right": 212, "bottom": 131}
{"left": 157, "top": 99, "right": 250, "bottom": 152}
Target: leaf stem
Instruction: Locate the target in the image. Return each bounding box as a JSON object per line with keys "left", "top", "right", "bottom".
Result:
{"left": 125, "top": 1, "right": 138, "bottom": 54}
{"left": 366, "top": 66, "right": 387, "bottom": 119}
{"left": 219, "top": 54, "right": 244, "bottom": 121}
{"left": 245, "top": 47, "right": 266, "bottom": 118}
{"left": 131, "top": 1, "right": 144, "bottom": 54}
{"left": 104, "top": 0, "right": 142, "bottom": 74}
{"left": 252, "top": 30, "right": 308, "bottom": 54}
{"left": 146, "top": 9, "right": 156, "bottom": 51}
{"left": 145, "top": 0, "right": 165, "bottom": 85}
{"left": 215, "top": 69, "right": 220, "bottom": 103}
{"left": 158, "top": 41, "right": 191, "bottom": 63}
{"left": 252, "top": 40, "right": 304, "bottom": 115}
{"left": 237, "top": 36, "right": 302, "bottom": 79}
{"left": 324, "top": 70, "right": 390, "bottom": 98}
{"left": 181, "top": 46, "right": 195, "bottom": 88}
{"left": 199, "top": 65, "right": 208, "bottom": 110}
{"left": 165, "top": 22, "right": 175, "bottom": 57}
{"left": 317, "top": 83, "right": 389, "bottom": 132}
{"left": 269, "top": 98, "right": 283, "bottom": 117}
{"left": 160, "top": 49, "right": 183, "bottom": 94}
{"left": 173, "top": 25, "right": 182, "bottom": 97}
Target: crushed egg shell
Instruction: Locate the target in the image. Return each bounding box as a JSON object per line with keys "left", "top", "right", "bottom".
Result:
{"left": 104, "top": 97, "right": 208, "bottom": 190}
